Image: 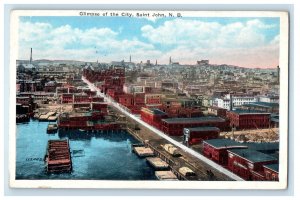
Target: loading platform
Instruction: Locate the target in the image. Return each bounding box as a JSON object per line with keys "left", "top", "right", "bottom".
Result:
{"left": 146, "top": 157, "right": 169, "bottom": 170}
{"left": 132, "top": 147, "right": 155, "bottom": 157}
{"left": 155, "top": 171, "right": 178, "bottom": 180}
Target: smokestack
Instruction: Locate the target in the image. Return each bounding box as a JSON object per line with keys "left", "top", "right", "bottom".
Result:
{"left": 30, "top": 48, "right": 33, "bottom": 64}
{"left": 277, "top": 65, "right": 280, "bottom": 84}
{"left": 230, "top": 93, "right": 233, "bottom": 111}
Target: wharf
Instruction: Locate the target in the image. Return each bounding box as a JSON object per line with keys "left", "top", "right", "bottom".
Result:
{"left": 155, "top": 171, "right": 178, "bottom": 180}
{"left": 133, "top": 147, "right": 155, "bottom": 157}
{"left": 111, "top": 106, "right": 234, "bottom": 181}
{"left": 45, "top": 139, "right": 72, "bottom": 173}
{"left": 146, "top": 157, "right": 169, "bottom": 170}
{"left": 39, "top": 111, "right": 57, "bottom": 121}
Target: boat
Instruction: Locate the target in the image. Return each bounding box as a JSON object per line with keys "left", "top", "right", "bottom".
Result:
{"left": 47, "top": 124, "right": 58, "bottom": 134}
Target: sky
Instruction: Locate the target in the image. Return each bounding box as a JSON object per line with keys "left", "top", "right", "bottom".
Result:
{"left": 18, "top": 16, "right": 280, "bottom": 68}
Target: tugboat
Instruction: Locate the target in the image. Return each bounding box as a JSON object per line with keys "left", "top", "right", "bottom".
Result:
{"left": 47, "top": 123, "right": 58, "bottom": 134}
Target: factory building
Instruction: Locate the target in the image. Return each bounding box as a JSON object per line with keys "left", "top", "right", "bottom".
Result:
{"left": 227, "top": 148, "right": 277, "bottom": 181}
{"left": 203, "top": 139, "right": 248, "bottom": 165}
{"left": 183, "top": 127, "right": 220, "bottom": 145}
{"left": 161, "top": 116, "right": 230, "bottom": 136}
{"left": 226, "top": 109, "right": 270, "bottom": 130}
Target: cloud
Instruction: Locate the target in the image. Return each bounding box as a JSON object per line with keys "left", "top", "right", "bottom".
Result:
{"left": 18, "top": 18, "right": 279, "bottom": 68}
{"left": 18, "top": 21, "right": 161, "bottom": 62}
{"left": 141, "top": 18, "right": 279, "bottom": 67}
{"left": 141, "top": 19, "right": 276, "bottom": 49}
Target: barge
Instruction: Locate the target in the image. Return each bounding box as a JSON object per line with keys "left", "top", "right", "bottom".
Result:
{"left": 45, "top": 139, "right": 72, "bottom": 173}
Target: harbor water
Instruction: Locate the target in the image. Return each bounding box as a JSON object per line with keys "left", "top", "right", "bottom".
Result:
{"left": 16, "top": 120, "right": 157, "bottom": 180}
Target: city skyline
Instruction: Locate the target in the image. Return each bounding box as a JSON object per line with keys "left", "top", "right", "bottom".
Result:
{"left": 19, "top": 16, "right": 280, "bottom": 68}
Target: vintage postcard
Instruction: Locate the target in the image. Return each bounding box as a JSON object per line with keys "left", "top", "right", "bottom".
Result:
{"left": 9, "top": 10, "right": 289, "bottom": 189}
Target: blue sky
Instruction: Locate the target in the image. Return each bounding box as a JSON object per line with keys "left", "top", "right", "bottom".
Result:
{"left": 19, "top": 16, "right": 280, "bottom": 68}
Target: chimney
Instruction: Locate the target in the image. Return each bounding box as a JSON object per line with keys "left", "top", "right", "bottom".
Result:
{"left": 277, "top": 65, "right": 280, "bottom": 84}
{"left": 30, "top": 48, "right": 33, "bottom": 64}
{"left": 229, "top": 93, "right": 233, "bottom": 111}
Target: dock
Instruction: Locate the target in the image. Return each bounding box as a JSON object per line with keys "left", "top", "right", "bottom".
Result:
{"left": 39, "top": 111, "right": 57, "bottom": 121}
{"left": 45, "top": 139, "right": 72, "bottom": 173}
{"left": 155, "top": 171, "right": 178, "bottom": 180}
{"left": 132, "top": 147, "right": 155, "bottom": 157}
{"left": 146, "top": 157, "right": 169, "bottom": 170}
{"left": 48, "top": 115, "right": 58, "bottom": 121}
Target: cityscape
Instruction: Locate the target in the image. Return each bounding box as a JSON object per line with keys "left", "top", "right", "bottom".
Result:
{"left": 15, "top": 16, "right": 280, "bottom": 182}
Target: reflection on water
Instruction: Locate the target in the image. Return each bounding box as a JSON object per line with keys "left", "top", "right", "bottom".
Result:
{"left": 16, "top": 120, "right": 156, "bottom": 180}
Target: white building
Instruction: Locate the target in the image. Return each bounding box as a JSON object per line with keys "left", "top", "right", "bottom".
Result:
{"left": 259, "top": 95, "right": 279, "bottom": 103}
{"left": 213, "top": 94, "right": 258, "bottom": 110}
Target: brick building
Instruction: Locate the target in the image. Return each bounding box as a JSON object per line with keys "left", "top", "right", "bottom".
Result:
{"left": 263, "top": 164, "right": 279, "bottom": 181}
{"left": 161, "top": 116, "right": 230, "bottom": 136}
{"left": 183, "top": 127, "right": 220, "bottom": 145}
{"left": 140, "top": 107, "right": 168, "bottom": 130}
{"left": 203, "top": 139, "right": 248, "bottom": 165}
{"left": 207, "top": 106, "right": 227, "bottom": 118}
{"left": 226, "top": 110, "right": 270, "bottom": 130}
{"left": 227, "top": 148, "right": 277, "bottom": 180}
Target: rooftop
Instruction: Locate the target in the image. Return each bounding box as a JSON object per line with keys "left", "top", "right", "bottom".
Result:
{"left": 184, "top": 127, "right": 220, "bottom": 132}
{"left": 228, "top": 148, "right": 278, "bottom": 163}
{"left": 231, "top": 109, "right": 270, "bottom": 115}
{"left": 141, "top": 107, "right": 167, "bottom": 115}
{"left": 161, "top": 116, "right": 226, "bottom": 124}
{"left": 203, "top": 139, "right": 247, "bottom": 149}
{"left": 245, "top": 142, "right": 279, "bottom": 152}
{"left": 243, "top": 102, "right": 279, "bottom": 108}
{"left": 263, "top": 163, "right": 279, "bottom": 172}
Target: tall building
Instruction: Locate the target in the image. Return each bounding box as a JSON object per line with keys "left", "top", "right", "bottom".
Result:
{"left": 169, "top": 56, "right": 172, "bottom": 65}
{"left": 130, "top": 55, "right": 131, "bottom": 63}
